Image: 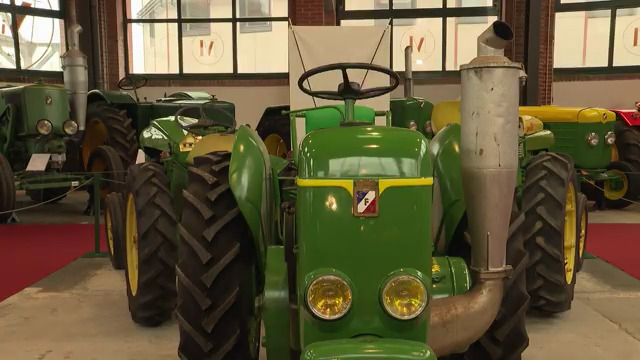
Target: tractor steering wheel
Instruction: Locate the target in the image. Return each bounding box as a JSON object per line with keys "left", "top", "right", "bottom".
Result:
{"left": 298, "top": 62, "right": 400, "bottom": 101}
{"left": 174, "top": 103, "right": 236, "bottom": 133}
{"left": 118, "top": 75, "right": 148, "bottom": 91}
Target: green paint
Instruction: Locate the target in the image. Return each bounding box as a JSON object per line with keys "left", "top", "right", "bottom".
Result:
{"left": 543, "top": 122, "right": 614, "bottom": 169}
{"left": 429, "top": 123, "right": 466, "bottom": 255}
{"left": 263, "top": 246, "right": 292, "bottom": 360}
{"left": 229, "top": 125, "right": 275, "bottom": 275}
{"left": 390, "top": 97, "right": 434, "bottom": 138}
{"left": 87, "top": 89, "right": 137, "bottom": 105}
{"left": 431, "top": 256, "right": 472, "bottom": 299}
{"left": 524, "top": 130, "right": 555, "bottom": 152}
{"left": 298, "top": 126, "right": 431, "bottom": 179}
{"left": 296, "top": 185, "right": 432, "bottom": 347}
{"left": 301, "top": 337, "right": 436, "bottom": 360}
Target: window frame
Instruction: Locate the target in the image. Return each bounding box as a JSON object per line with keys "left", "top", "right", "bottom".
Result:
{"left": 336, "top": 0, "right": 499, "bottom": 79}
{"left": 0, "top": 1, "right": 65, "bottom": 78}
{"left": 554, "top": 0, "right": 640, "bottom": 76}
{"left": 123, "top": 0, "right": 289, "bottom": 79}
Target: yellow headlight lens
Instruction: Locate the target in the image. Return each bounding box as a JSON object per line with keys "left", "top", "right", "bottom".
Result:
{"left": 36, "top": 119, "right": 52, "bottom": 135}
{"left": 382, "top": 275, "right": 428, "bottom": 320}
{"left": 307, "top": 275, "right": 352, "bottom": 320}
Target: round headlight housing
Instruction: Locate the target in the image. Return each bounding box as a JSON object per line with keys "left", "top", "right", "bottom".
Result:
{"left": 307, "top": 275, "right": 352, "bottom": 320}
{"left": 409, "top": 120, "right": 418, "bottom": 131}
{"left": 36, "top": 119, "right": 52, "bottom": 135}
{"left": 587, "top": 132, "right": 600, "bottom": 147}
{"left": 381, "top": 274, "right": 428, "bottom": 320}
{"left": 63, "top": 120, "right": 78, "bottom": 135}
{"left": 604, "top": 131, "right": 616, "bottom": 146}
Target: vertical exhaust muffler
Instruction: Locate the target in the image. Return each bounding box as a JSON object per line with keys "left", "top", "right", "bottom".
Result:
{"left": 61, "top": 1, "right": 88, "bottom": 132}
{"left": 428, "top": 21, "right": 522, "bottom": 356}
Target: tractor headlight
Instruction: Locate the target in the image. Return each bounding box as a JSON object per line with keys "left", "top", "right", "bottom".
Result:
{"left": 587, "top": 132, "right": 600, "bottom": 147}
{"left": 306, "top": 275, "right": 352, "bottom": 320}
{"left": 381, "top": 275, "right": 428, "bottom": 320}
{"left": 36, "top": 119, "right": 52, "bottom": 135}
{"left": 605, "top": 131, "right": 616, "bottom": 146}
{"left": 409, "top": 121, "right": 418, "bottom": 131}
{"left": 424, "top": 121, "right": 433, "bottom": 135}
{"left": 63, "top": 120, "right": 78, "bottom": 135}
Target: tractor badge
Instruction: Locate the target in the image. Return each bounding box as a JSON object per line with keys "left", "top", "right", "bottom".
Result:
{"left": 353, "top": 180, "right": 379, "bottom": 217}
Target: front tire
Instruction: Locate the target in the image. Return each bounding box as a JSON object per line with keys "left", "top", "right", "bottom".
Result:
{"left": 86, "top": 145, "right": 126, "bottom": 205}
{"left": 603, "top": 161, "right": 638, "bottom": 209}
{"left": 576, "top": 193, "right": 588, "bottom": 272}
{"left": 614, "top": 120, "right": 640, "bottom": 173}
{"left": 26, "top": 186, "right": 70, "bottom": 203}
{"left": 177, "top": 152, "right": 260, "bottom": 360}
{"left": 105, "top": 192, "right": 126, "bottom": 270}
{"left": 124, "top": 162, "right": 178, "bottom": 326}
{"left": 522, "top": 152, "right": 579, "bottom": 314}
{"left": 0, "top": 153, "right": 15, "bottom": 223}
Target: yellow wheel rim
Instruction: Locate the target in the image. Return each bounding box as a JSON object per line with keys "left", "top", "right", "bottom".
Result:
{"left": 604, "top": 169, "right": 628, "bottom": 201}
{"left": 125, "top": 194, "right": 139, "bottom": 296}
{"left": 563, "top": 182, "right": 577, "bottom": 284}
{"left": 106, "top": 209, "right": 114, "bottom": 256}
{"left": 611, "top": 144, "right": 619, "bottom": 162}
{"left": 579, "top": 210, "right": 587, "bottom": 258}
{"left": 264, "top": 134, "right": 287, "bottom": 158}
{"left": 82, "top": 118, "right": 108, "bottom": 169}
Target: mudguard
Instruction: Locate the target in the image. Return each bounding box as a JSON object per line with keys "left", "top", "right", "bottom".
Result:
{"left": 229, "top": 125, "right": 274, "bottom": 274}
{"left": 87, "top": 89, "right": 136, "bottom": 105}
{"left": 612, "top": 109, "right": 640, "bottom": 127}
{"left": 429, "top": 123, "right": 466, "bottom": 254}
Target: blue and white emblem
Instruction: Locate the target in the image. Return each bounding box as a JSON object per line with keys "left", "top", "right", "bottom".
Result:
{"left": 353, "top": 180, "right": 379, "bottom": 217}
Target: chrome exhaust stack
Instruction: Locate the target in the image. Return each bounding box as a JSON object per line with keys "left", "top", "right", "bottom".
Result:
{"left": 404, "top": 46, "right": 413, "bottom": 98}
{"left": 61, "top": 1, "right": 88, "bottom": 132}
{"left": 428, "top": 21, "right": 522, "bottom": 356}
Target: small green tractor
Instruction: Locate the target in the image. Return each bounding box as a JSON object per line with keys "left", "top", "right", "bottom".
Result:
{"left": 114, "top": 21, "right": 586, "bottom": 360}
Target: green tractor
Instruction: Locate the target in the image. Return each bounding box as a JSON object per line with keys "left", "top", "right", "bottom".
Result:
{"left": 118, "top": 21, "right": 585, "bottom": 359}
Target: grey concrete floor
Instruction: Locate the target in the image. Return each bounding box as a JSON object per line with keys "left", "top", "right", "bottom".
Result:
{"left": 1, "top": 194, "right": 639, "bottom": 359}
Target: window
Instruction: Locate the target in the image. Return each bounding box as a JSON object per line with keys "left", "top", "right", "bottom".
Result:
{"left": 555, "top": 0, "right": 640, "bottom": 72}
{"left": 337, "top": 0, "right": 497, "bottom": 73}
{"left": 0, "top": 0, "right": 64, "bottom": 74}
{"left": 125, "top": 0, "right": 288, "bottom": 76}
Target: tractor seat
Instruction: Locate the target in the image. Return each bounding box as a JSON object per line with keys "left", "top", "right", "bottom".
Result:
{"left": 304, "top": 104, "right": 376, "bottom": 134}
{"left": 431, "top": 101, "right": 461, "bottom": 134}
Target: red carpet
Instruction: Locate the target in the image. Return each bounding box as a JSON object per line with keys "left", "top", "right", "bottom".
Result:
{"left": 587, "top": 223, "right": 640, "bottom": 279}
{"left": 0, "top": 224, "right": 106, "bottom": 301}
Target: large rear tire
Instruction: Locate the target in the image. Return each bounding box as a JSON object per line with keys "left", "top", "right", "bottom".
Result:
{"left": 522, "top": 152, "right": 579, "bottom": 314}
{"left": 461, "top": 197, "right": 529, "bottom": 360}
{"left": 614, "top": 120, "right": 640, "bottom": 172}
{"left": 105, "top": 192, "right": 126, "bottom": 270}
{"left": 177, "top": 152, "right": 260, "bottom": 360}
{"left": 124, "top": 162, "right": 178, "bottom": 326}
{"left": 0, "top": 153, "right": 15, "bottom": 223}
{"left": 84, "top": 103, "right": 138, "bottom": 169}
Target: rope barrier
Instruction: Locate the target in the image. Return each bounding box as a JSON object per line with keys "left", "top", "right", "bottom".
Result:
{"left": 0, "top": 178, "right": 94, "bottom": 215}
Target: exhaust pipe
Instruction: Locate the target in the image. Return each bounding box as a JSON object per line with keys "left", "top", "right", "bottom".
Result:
{"left": 404, "top": 46, "right": 413, "bottom": 98}
{"left": 428, "top": 21, "right": 521, "bottom": 356}
{"left": 61, "top": 0, "right": 88, "bottom": 132}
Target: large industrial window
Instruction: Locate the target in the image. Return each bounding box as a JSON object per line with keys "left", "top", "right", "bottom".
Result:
{"left": 0, "top": 0, "right": 64, "bottom": 76}
{"left": 124, "top": 0, "right": 288, "bottom": 78}
{"left": 336, "top": 0, "right": 498, "bottom": 76}
{"left": 555, "top": 0, "right": 640, "bottom": 74}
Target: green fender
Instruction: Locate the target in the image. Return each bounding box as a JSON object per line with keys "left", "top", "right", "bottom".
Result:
{"left": 87, "top": 89, "right": 137, "bottom": 106}
{"left": 524, "top": 129, "right": 555, "bottom": 152}
{"left": 229, "top": 125, "right": 274, "bottom": 274}
{"left": 429, "top": 123, "right": 466, "bottom": 254}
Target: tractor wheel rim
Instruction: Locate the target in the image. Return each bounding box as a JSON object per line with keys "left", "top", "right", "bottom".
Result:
{"left": 604, "top": 169, "right": 628, "bottom": 201}
{"left": 82, "top": 118, "right": 108, "bottom": 170}
{"left": 564, "top": 182, "right": 577, "bottom": 284}
{"left": 125, "top": 194, "right": 139, "bottom": 296}
{"left": 264, "top": 134, "right": 287, "bottom": 158}
{"left": 106, "top": 209, "right": 114, "bottom": 256}
{"left": 611, "top": 144, "right": 619, "bottom": 162}
{"left": 579, "top": 210, "right": 587, "bottom": 258}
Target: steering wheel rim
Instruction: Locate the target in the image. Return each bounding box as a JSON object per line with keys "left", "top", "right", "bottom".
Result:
{"left": 173, "top": 103, "right": 236, "bottom": 133}
{"left": 298, "top": 62, "right": 400, "bottom": 101}
{"left": 118, "top": 75, "right": 148, "bottom": 91}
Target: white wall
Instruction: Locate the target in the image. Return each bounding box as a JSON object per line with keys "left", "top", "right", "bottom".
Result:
{"left": 552, "top": 80, "right": 640, "bottom": 109}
